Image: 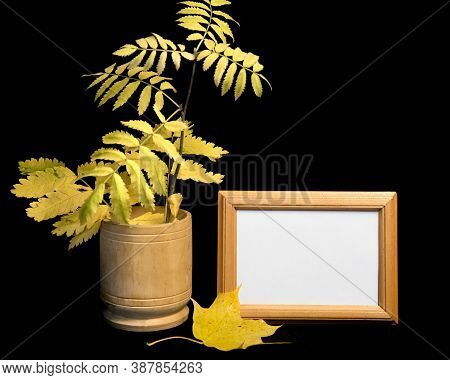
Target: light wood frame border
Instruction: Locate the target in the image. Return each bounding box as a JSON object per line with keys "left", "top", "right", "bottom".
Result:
{"left": 217, "top": 191, "right": 398, "bottom": 323}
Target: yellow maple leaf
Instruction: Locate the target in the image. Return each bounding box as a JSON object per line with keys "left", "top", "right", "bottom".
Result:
{"left": 147, "top": 287, "right": 285, "bottom": 351}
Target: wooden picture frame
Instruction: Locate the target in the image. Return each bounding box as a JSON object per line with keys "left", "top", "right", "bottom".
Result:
{"left": 217, "top": 191, "right": 398, "bottom": 323}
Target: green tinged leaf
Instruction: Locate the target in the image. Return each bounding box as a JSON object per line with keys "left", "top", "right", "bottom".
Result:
{"left": 77, "top": 164, "right": 114, "bottom": 179}
{"left": 18, "top": 158, "right": 65, "bottom": 175}
{"left": 79, "top": 183, "right": 105, "bottom": 224}
{"left": 109, "top": 173, "right": 131, "bottom": 224}
{"left": 139, "top": 146, "right": 168, "bottom": 196}
{"left": 11, "top": 167, "right": 76, "bottom": 199}
{"left": 126, "top": 160, "right": 155, "bottom": 209}
{"left": 26, "top": 185, "right": 92, "bottom": 222}
{"left": 68, "top": 220, "right": 102, "bottom": 250}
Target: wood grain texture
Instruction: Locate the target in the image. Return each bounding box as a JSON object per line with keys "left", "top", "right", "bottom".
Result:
{"left": 217, "top": 191, "right": 398, "bottom": 323}
{"left": 100, "top": 210, "right": 192, "bottom": 332}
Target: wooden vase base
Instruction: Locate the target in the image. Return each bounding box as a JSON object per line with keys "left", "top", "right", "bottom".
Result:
{"left": 103, "top": 304, "right": 189, "bottom": 332}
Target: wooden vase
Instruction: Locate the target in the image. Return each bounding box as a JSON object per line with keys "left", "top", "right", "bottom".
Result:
{"left": 99, "top": 210, "right": 192, "bottom": 332}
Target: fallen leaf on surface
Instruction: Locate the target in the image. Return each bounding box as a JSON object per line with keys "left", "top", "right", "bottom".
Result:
{"left": 147, "top": 286, "right": 286, "bottom": 351}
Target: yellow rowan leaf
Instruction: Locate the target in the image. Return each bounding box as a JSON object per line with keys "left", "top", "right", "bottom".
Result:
{"left": 214, "top": 56, "right": 229, "bottom": 86}
{"left": 156, "top": 51, "right": 168, "bottom": 74}
{"left": 103, "top": 130, "right": 140, "bottom": 148}
{"left": 68, "top": 219, "right": 102, "bottom": 250}
{"left": 178, "top": 1, "right": 210, "bottom": 11}
{"left": 52, "top": 205, "right": 109, "bottom": 237}
{"left": 179, "top": 22, "right": 207, "bottom": 32}
{"left": 113, "top": 44, "right": 138, "bottom": 57}
{"left": 253, "top": 62, "right": 264, "bottom": 72}
{"left": 11, "top": 167, "right": 77, "bottom": 199}
{"left": 203, "top": 53, "right": 219, "bottom": 71}
{"left": 126, "top": 160, "right": 155, "bottom": 209}
{"left": 187, "top": 33, "right": 204, "bottom": 41}
{"left": 191, "top": 287, "right": 283, "bottom": 351}
{"left": 232, "top": 47, "right": 246, "bottom": 61}
{"left": 176, "top": 160, "right": 223, "bottom": 184}
{"left": 176, "top": 135, "right": 228, "bottom": 161}
{"left": 164, "top": 120, "right": 189, "bottom": 133}
{"left": 154, "top": 91, "right": 165, "bottom": 111}
{"left": 234, "top": 68, "right": 247, "bottom": 100}
{"left": 177, "top": 15, "right": 209, "bottom": 24}
{"left": 139, "top": 146, "right": 168, "bottom": 196}
{"left": 171, "top": 51, "right": 181, "bottom": 70}
{"left": 113, "top": 81, "right": 140, "bottom": 110}
{"left": 153, "top": 33, "right": 168, "bottom": 50}
{"left": 213, "top": 18, "right": 234, "bottom": 41}
{"left": 91, "top": 148, "right": 126, "bottom": 162}
{"left": 79, "top": 183, "right": 105, "bottom": 224}
{"left": 136, "top": 38, "right": 148, "bottom": 48}
{"left": 120, "top": 120, "right": 153, "bottom": 134}
{"left": 177, "top": 7, "right": 210, "bottom": 17}
{"left": 210, "top": 24, "right": 227, "bottom": 43}
{"left": 197, "top": 50, "right": 211, "bottom": 61}
{"left": 128, "top": 50, "right": 146, "bottom": 69}
{"left": 94, "top": 76, "right": 118, "bottom": 101}
{"left": 109, "top": 173, "right": 131, "bottom": 224}
{"left": 221, "top": 62, "right": 237, "bottom": 95}
{"left": 77, "top": 163, "right": 114, "bottom": 179}
{"left": 211, "top": 0, "right": 231, "bottom": 6}
{"left": 160, "top": 81, "right": 176, "bottom": 92}
{"left": 18, "top": 158, "right": 65, "bottom": 175}
{"left": 243, "top": 52, "right": 259, "bottom": 68}
{"left": 26, "top": 185, "right": 92, "bottom": 222}
{"left": 168, "top": 193, "right": 183, "bottom": 218}
{"left": 143, "top": 51, "right": 157, "bottom": 70}
{"left": 213, "top": 10, "right": 239, "bottom": 25}
{"left": 130, "top": 210, "right": 165, "bottom": 225}
{"left": 138, "top": 85, "right": 152, "bottom": 115}
{"left": 251, "top": 73, "right": 263, "bottom": 97}
{"left": 98, "top": 78, "right": 130, "bottom": 106}
{"left": 87, "top": 73, "right": 108, "bottom": 90}
{"left": 152, "top": 134, "right": 182, "bottom": 163}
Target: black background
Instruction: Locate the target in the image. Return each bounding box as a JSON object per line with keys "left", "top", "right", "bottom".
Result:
{"left": 0, "top": 0, "right": 449, "bottom": 359}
